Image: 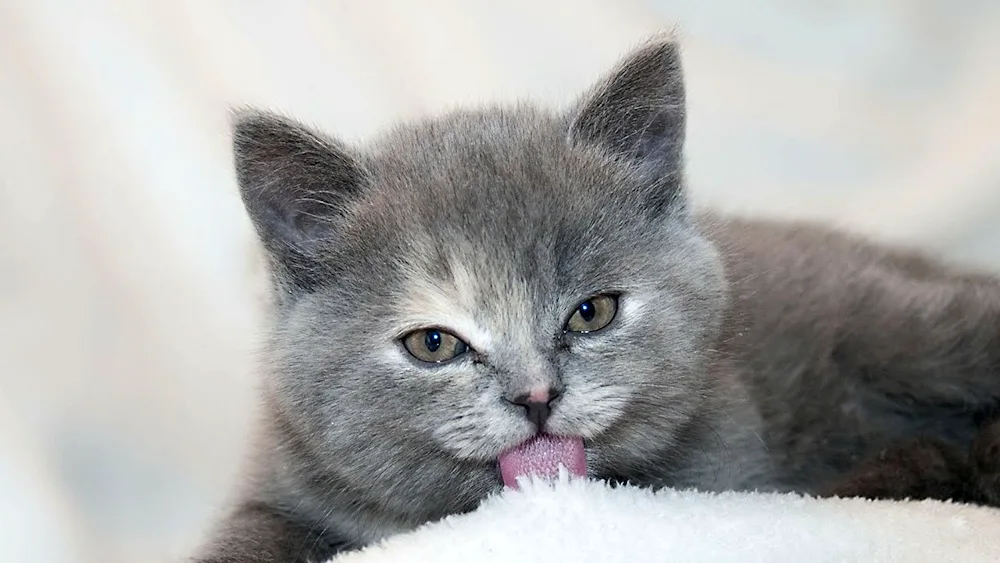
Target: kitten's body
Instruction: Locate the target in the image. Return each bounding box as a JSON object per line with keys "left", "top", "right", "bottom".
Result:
{"left": 193, "top": 38, "right": 1000, "bottom": 562}
{"left": 698, "top": 216, "right": 999, "bottom": 491}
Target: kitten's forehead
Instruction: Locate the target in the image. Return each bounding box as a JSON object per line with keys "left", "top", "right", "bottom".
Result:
{"left": 359, "top": 108, "right": 648, "bottom": 266}
{"left": 397, "top": 255, "right": 540, "bottom": 353}
{"left": 344, "top": 108, "right": 677, "bottom": 341}
{"left": 366, "top": 108, "right": 616, "bottom": 216}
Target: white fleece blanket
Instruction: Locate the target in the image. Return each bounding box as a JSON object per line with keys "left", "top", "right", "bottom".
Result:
{"left": 332, "top": 476, "right": 1000, "bottom": 563}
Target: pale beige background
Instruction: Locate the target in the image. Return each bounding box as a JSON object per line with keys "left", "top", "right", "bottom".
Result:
{"left": 1, "top": 1, "right": 999, "bottom": 562}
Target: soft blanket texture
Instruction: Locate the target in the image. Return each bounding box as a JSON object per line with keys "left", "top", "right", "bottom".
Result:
{"left": 331, "top": 476, "right": 1000, "bottom": 563}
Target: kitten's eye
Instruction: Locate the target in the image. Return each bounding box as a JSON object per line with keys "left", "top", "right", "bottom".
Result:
{"left": 402, "top": 329, "right": 469, "bottom": 363}
{"left": 565, "top": 294, "right": 618, "bottom": 333}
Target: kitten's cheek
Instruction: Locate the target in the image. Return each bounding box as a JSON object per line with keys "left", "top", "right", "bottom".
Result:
{"left": 547, "top": 412, "right": 596, "bottom": 440}
{"left": 546, "top": 394, "right": 629, "bottom": 440}
{"left": 545, "top": 413, "right": 571, "bottom": 436}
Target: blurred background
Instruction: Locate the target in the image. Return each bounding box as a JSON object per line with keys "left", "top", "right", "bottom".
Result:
{"left": 1, "top": 1, "right": 999, "bottom": 561}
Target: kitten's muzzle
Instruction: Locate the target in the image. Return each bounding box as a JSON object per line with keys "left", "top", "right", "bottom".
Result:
{"left": 507, "top": 386, "right": 561, "bottom": 430}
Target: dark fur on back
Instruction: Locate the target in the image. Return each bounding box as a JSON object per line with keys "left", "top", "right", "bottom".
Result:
{"left": 192, "top": 37, "right": 1000, "bottom": 562}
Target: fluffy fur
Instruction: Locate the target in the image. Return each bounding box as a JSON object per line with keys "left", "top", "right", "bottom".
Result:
{"left": 327, "top": 478, "right": 1000, "bottom": 563}
{"left": 192, "top": 37, "right": 1000, "bottom": 562}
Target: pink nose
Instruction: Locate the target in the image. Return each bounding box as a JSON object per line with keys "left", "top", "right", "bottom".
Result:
{"left": 508, "top": 386, "right": 560, "bottom": 429}
{"left": 526, "top": 387, "right": 550, "bottom": 404}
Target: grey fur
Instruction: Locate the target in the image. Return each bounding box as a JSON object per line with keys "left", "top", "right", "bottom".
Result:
{"left": 192, "top": 37, "right": 1000, "bottom": 562}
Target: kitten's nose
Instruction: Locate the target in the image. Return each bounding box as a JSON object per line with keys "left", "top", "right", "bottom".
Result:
{"left": 509, "top": 387, "right": 560, "bottom": 429}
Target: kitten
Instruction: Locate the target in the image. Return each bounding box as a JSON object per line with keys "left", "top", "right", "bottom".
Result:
{"left": 192, "top": 36, "right": 1000, "bottom": 562}
{"left": 823, "top": 416, "right": 1000, "bottom": 505}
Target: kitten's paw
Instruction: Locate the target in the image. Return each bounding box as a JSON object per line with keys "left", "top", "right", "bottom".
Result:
{"left": 822, "top": 438, "right": 967, "bottom": 502}
{"left": 971, "top": 419, "right": 1000, "bottom": 505}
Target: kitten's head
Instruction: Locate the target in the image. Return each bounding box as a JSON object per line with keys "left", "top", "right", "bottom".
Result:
{"left": 235, "top": 38, "right": 727, "bottom": 524}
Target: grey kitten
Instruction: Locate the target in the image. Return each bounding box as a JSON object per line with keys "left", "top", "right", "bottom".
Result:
{"left": 192, "top": 37, "right": 1000, "bottom": 562}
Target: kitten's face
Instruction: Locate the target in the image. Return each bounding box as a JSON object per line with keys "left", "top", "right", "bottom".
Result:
{"left": 237, "top": 39, "right": 726, "bottom": 522}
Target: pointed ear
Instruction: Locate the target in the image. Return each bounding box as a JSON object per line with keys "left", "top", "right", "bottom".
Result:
{"left": 567, "top": 38, "right": 686, "bottom": 212}
{"left": 232, "top": 109, "right": 367, "bottom": 291}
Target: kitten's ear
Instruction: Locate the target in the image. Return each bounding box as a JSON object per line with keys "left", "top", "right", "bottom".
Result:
{"left": 568, "top": 37, "right": 686, "bottom": 212}
{"left": 232, "top": 109, "right": 367, "bottom": 291}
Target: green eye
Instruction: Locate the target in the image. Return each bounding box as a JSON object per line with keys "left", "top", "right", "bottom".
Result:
{"left": 402, "top": 328, "right": 469, "bottom": 363}
{"left": 565, "top": 294, "right": 618, "bottom": 333}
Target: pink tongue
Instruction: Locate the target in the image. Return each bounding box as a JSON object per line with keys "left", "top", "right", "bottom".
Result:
{"left": 498, "top": 434, "right": 587, "bottom": 489}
